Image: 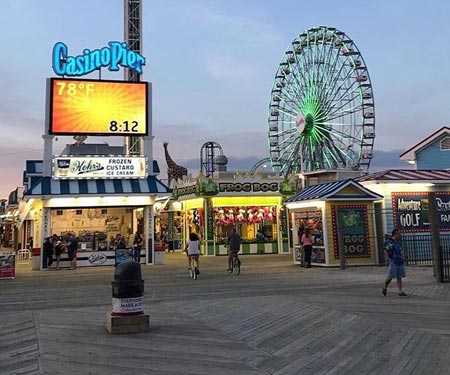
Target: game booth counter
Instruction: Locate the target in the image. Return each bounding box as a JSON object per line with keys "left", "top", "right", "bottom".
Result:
{"left": 172, "top": 172, "right": 297, "bottom": 256}
{"left": 285, "top": 179, "right": 383, "bottom": 267}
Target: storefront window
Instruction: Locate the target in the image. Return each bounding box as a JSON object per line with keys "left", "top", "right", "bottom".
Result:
{"left": 214, "top": 206, "right": 277, "bottom": 243}
{"left": 186, "top": 208, "right": 204, "bottom": 238}
{"left": 50, "top": 206, "right": 144, "bottom": 251}
{"left": 294, "top": 210, "right": 324, "bottom": 246}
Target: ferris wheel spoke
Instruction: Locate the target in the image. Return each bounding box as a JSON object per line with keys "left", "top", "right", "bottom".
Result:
{"left": 325, "top": 103, "right": 363, "bottom": 121}
{"left": 321, "top": 57, "right": 352, "bottom": 105}
{"left": 317, "top": 121, "right": 357, "bottom": 127}
{"left": 320, "top": 50, "right": 345, "bottom": 98}
{"left": 317, "top": 34, "right": 339, "bottom": 90}
{"left": 323, "top": 77, "right": 360, "bottom": 112}
{"left": 326, "top": 74, "right": 360, "bottom": 103}
{"left": 325, "top": 100, "right": 363, "bottom": 120}
{"left": 317, "top": 127, "right": 359, "bottom": 147}
{"left": 292, "top": 66, "right": 312, "bottom": 104}
{"left": 277, "top": 106, "right": 297, "bottom": 118}
{"left": 274, "top": 130, "right": 299, "bottom": 148}
{"left": 322, "top": 63, "right": 359, "bottom": 110}
{"left": 274, "top": 128, "right": 299, "bottom": 145}
{"left": 329, "top": 85, "right": 361, "bottom": 111}
{"left": 316, "top": 35, "right": 332, "bottom": 89}
{"left": 277, "top": 87, "right": 304, "bottom": 112}
{"left": 281, "top": 141, "right": 302, "bottom": 170}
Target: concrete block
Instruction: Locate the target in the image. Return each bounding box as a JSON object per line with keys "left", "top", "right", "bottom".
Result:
{"left": 106, "top": 312, "right": 149, "bottom": 334}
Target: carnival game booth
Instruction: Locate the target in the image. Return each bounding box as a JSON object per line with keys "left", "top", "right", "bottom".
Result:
{"left": 356, "top": 169, "right": 450, "bottom": 263}
{"left": 22, "top": 174, "right": 170, "bottom": 269}
{"left": 173, "top": 172, "right": 296, "bottom": 256}
{"left": 285, "top": 179, "right": 382, "bottom": 267}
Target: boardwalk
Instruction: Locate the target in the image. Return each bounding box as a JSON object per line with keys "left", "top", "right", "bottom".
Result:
{"left": 1, "top": 253, "right": 450, "bottom": 374}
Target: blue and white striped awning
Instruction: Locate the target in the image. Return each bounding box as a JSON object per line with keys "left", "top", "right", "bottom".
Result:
{"left": 24, "top": 176, "right": 171, "bottom": 198}
{"left": 285, "top": 179, "right": 382, "bottom": 203}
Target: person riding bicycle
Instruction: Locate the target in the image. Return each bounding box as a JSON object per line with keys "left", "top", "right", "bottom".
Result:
{"left": 227, "top": 228, "right": 241, "bottom": 271}
{"left": 185, "top": 232, "right": 200, "bottom": 273}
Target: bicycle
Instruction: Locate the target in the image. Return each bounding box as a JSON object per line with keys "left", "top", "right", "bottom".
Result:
{"left": 189, "top": 255, "right": 199, "bottom": 280}
{"left": 230, "top": 253, "right": 241, "bottom": 275}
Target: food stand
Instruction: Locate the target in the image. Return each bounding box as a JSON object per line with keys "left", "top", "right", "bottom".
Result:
{"left": 173, "top": 172, "right": 296, "bottom": 256}
{"left": 286, "top": 179, "right": 382, "bottom": 266}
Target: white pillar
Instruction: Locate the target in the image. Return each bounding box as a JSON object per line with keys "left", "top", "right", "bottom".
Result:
{"left": 144, "top": 205, "right": 154, "bottom": 264}
{"left": 42, "top": 135, "right": 54, "bottom": 177}
{"left": 40, "top": 207, "right": 51, "bottom": 270}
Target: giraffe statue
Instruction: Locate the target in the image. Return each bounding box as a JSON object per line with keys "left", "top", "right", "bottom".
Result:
{"left": 163, "top": 142, "right": 188, "bottom": 185}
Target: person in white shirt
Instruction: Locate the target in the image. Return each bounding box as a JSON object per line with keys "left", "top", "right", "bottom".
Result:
{"left": 185, "top": 232, "right": 201, "bottom": 272}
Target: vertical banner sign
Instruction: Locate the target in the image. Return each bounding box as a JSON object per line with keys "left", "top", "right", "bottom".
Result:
{"left": 43, "top": 208, "right": 50, "bottom": 239}
{"left": 333, "top": 205, "right": 371, "bottom": 259}
{"left": 205, "top": 199, "right": 215, "bottom": 255}
{"left": 146, "top": 206, "right": 154, "bottom": 264}
{"left": 167, "top": 212, "right": 174, "bottom": 241}
{"left": 205, "top": 199, "right": 214, "bottom": 240}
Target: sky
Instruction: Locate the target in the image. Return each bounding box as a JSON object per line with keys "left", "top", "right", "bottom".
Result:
{"left": 1, "top": 0, "right": 450, "bottom": 198}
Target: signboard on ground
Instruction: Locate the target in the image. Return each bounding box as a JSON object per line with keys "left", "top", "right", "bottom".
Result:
{"left": 0, "top": 253, "right": 16, "bottom": 279}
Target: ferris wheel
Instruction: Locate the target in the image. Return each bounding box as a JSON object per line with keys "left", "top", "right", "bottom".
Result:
{"left": 268, "top": 26, "right": 375, "bottom": 175}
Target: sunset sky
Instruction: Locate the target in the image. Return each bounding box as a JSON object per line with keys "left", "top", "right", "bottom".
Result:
{"left": 1, "top": 0, "right": 450, "bottom": 198}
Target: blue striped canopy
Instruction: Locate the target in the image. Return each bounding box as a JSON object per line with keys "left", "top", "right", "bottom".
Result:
{"left": 285, "top": 179, "right": 382, "bottom": 202}
{"left": 24, "top": 176, "right": 171, "bottom": 197}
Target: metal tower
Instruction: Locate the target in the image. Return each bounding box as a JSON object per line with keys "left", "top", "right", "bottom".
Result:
{"left": 200, "top": 142, "right": 227, "bottom": 178}
{"left": 124, "top": 0, "right": 142, "bottom": 156}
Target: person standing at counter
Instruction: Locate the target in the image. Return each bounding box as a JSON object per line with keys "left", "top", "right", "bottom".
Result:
{"left": 227, "top": 229, "right": 241, "bottom": 271}
{"left": 256, "top": 230, "right": 265, "bottom": 241}
{"left": 67, "top": 235, "right": 78, "bottom": 270}
{"left": 301, "top": 228, "right": 313, "bottom": 268}
{"left": 133, "top": 231, "right": 144, "bottom": 262}
{"left": 43, "top": 237, "right": 54, "bottom": 269}
{"left": 54, "top": 240, "right": 64, "bottom": 270}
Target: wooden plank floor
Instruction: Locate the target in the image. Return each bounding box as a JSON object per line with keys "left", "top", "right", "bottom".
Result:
{"left": 2, "top": 253, "right": 450, "bottom": 374}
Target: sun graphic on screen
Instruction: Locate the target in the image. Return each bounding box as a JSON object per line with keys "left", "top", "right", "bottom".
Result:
{"left": 50, "top": 79, "right": 147, "bottom": 135}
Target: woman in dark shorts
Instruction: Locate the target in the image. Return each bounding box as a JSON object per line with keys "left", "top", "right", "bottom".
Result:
{"left": 54, "top": 241, "right": 64, "bottom": 270}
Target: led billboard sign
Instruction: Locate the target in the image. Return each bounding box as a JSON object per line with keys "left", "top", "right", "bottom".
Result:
{"left": 49, "top": 78, "right": 148, "bottom": 136}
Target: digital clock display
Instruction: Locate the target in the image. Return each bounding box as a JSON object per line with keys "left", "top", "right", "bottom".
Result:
{"left": 49, "top": 78, "right": 148, "bottom": 135}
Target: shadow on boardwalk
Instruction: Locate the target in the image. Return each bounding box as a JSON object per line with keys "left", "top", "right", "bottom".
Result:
{"left": 2, "top": 253, "right": 450, "bottom": 375}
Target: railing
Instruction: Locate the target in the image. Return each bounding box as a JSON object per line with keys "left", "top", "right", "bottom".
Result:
{"left": 401, "top": 233, "right": 450, "bottom": 282}
{"left": 441, "top": 242, "right": 450, "bottom": 283}
{"left": 401, "top": 234, "right": 434, "bottom": 266}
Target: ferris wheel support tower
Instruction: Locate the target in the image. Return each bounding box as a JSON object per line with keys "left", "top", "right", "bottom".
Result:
{"left": 124, "top": 0, "right": 143, "bottom": 156}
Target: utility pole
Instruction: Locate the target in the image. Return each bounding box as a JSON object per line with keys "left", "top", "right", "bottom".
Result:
{"left": 335, "top": 206, "right": 346, "bottom": 270}
{"left": 124, "top": 0, "right": 143, "bottom": 156}
{"left": 428, "top": 192, "right": 443, "bottom": 282}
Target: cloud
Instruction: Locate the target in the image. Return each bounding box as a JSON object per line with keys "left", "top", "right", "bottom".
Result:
{"left": 177, "top": 4, "right": 282, "bottom": 83}
{"left": 369, "top": 149, "right": 411, "bottom": 171}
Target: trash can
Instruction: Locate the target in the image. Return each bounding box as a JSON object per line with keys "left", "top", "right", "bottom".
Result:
{"left": 154, "top": 249, "right": 165, "bottom": 264}
{"left": 107, "top": 261, "right": 149, "bottom": 333}
{"left": 111, "top": 261, "right": 144, "bottom": 316}
{"left": 31, "top": 248, "right": 41, "bottom": 270}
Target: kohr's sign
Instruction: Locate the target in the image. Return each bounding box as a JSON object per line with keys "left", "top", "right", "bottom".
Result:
{"left": 53, "top": 156, "right": 147, "bottom": 179}
{"left": 52, "top": 42, "right": 146, "bottom": 77}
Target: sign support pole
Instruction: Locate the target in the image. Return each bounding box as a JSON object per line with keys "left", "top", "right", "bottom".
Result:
{"left": 428, "top": 192, "right": 443, "bottom": 283}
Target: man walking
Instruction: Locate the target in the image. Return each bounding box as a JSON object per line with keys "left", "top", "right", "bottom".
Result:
{"left": 382, "top": 229, "right": 407, "bottom": 297}
{"left": 227, "top": 228, "right": 241, "bottom": 271}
